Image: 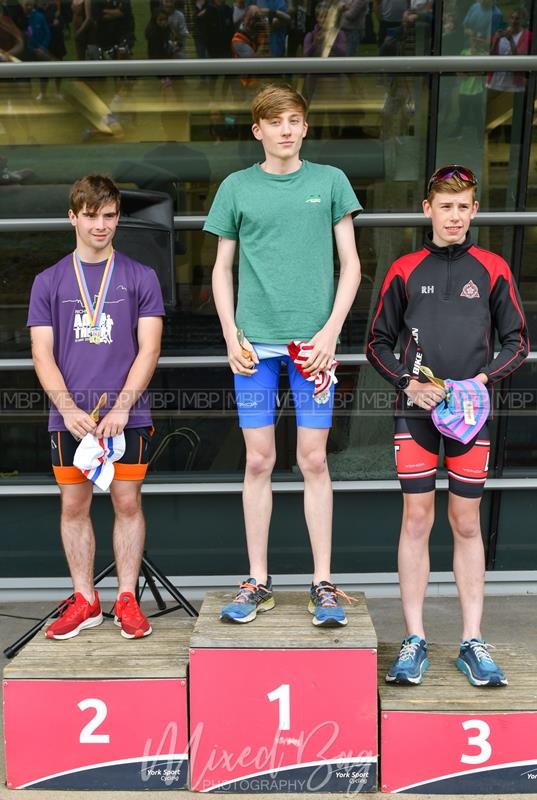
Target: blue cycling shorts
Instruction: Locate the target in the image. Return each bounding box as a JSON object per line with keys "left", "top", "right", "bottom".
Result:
{"left": 234, "top": 355, "right": 334, "bottom": 429}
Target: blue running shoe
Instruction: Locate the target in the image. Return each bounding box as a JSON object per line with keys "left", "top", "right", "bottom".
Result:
{"left": 220, "top": 577, "right": 274, "bottom": 623}
{"left": 456, "top": 638, "right": 508, "bottom": 686}
{"left": 386, "top": 635, "right": 429, "bottom": 685}
{"left": 308, "top": 581, "right": 352, "bottom": 627}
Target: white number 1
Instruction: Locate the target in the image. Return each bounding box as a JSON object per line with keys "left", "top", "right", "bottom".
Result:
{"left": 267, "top": 684, "right": 291, "bottom": 731}
{"left": 78, "top": 698, "right": 110, "bottom": 744}
{"left": 461, "top": 719, "right": 491, "bottom": 764}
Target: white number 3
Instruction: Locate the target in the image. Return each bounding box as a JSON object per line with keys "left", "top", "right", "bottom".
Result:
{"left": 461, "top": 719, "right": 491, "bottom": 764}
{"left": 78, "top": 698, "right": 110, "bottom": 744}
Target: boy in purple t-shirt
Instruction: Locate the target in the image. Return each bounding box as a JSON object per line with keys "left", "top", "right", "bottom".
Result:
{"left": 27, "top": 175, "right": 165, "bottom": 641}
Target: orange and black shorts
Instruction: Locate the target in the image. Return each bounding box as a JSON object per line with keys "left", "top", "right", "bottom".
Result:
{"left": 394, "top": 416, "right": 490, "bottom": 499}
{"left": 50, "top": 427, "right": 154, "bottom": 485}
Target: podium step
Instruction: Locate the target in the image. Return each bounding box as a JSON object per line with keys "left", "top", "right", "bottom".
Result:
{"left": 189, "top": 590, "right": 378, "bottom": 793}
{"left": 379, "top": 642, "right": 537, "bottom": 794}
{"left": 4, "top": 618, "right": 194, "bottom": 790}
{"left": 191, "top": 589, "right": 378, "bottom": 649}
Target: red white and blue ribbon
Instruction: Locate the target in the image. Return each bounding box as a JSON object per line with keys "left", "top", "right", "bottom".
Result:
{"left": 288, "top": 340, "right": 339, "bottom": 405}
{"left": 73, "top": 432, "right": 126, "bottom": 491}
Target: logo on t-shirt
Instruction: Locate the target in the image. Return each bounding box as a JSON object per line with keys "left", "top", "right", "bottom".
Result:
{"left": 460, "top": 280, "right": 480, "bottom": 299}
{"left": 305, "top": 194, "right": 321, "bottom": 204}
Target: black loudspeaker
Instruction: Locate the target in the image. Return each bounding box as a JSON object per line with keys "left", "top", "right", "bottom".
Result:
{"left": 114, "top": 189, "right": 175, "bottom": 306}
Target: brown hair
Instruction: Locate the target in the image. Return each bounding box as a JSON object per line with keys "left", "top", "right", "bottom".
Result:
{"left": 251, "top": 83, "right": 307, "bottom": 125}
{"left": 69, "top": 175, "right": 121, "bottom": 215}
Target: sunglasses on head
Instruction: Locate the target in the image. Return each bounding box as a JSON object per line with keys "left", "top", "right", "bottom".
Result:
{"left": 427, "top": 165, "right": 478, "bottom": 193}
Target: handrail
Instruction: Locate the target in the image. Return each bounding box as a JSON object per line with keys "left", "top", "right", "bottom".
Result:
{"left": 2, "top": 212, "right": 537, "bottom": 233}
{"left": 1, "top": 353, "right": 536, "bottom": 370}
{"left": 0, "top": 477, "right": 536, "bottom": 495}
{"left": 1, "top": 55, "right": 536, "bottom": 78}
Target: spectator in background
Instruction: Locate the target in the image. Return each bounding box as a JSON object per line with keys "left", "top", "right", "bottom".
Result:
{"left": 145, "top": 6, "right": 177, "bottom": 57}
{"left": 193, "top": 0, "right": 209, "bottom": 57}
{"left": 458, "top": 32, "right": 488, "bottom": 142}
{"left": 487, "top": 8, "right": 531, "bottom": 93}
{"left": 72, "top": 0, "right": 95, "bottom": 59}
{"left": 304, "top": 0, "right": 346, "bottom": 56}
{"left": 375, "top": 0, "right": 408, "bottom": 48}
{"left": 0, "top": 8, "right": 24, "bottom": 59}
{"left": 23, "top": 0, "right": 51, "bottom": 60}
{"left": 4, "top": 1, "right": 28, "bottom": 32}
{"left": 287, "top": 0, "right": 306, "bottom": 56}
{"left": 232, "top": 3, "right": 265, "bottom": 54}
{"left": 340, "top": 0, "right": 368, "bottom": 56}
{"left": 463, "top": 0, "right": 504, "bottom": 44}
{"left": 205, "top": 0, "right": 234, "bottom": 58}
{"left": 41, "top": 0, "right": 69, "bottom": 61}
{"left": 91, "top": 0, "right": 134, "bottom": 58}
{"left": 250, "top": 0, "right": 290, "bottom": 56}
{"left": 233, "top": 0, "right": 247, "bottom": 28}
{"left": 160, "top": 0, "right": 189, "bottom": 55}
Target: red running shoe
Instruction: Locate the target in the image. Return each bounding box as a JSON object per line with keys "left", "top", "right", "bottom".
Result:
{"left": 45, "top": 591, "right": 103, "bottom": 640}
{"left": 114, "top": 592, "right": 152, "bottom": 639}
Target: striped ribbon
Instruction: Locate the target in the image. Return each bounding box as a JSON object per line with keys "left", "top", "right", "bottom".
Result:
{"left": 72, "top": 249, "right": 115, "bottom": 329}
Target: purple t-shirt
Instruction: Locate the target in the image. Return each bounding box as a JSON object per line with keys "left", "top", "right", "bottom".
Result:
{"left": 27, "top": 251, "right": 165, "bottom": 432}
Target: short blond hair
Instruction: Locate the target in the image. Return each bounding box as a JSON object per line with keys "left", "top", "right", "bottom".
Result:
{"left": 428, "top": 174, "right": 476, "bottom": 203}
{"left": 251, "top": 83, "right": 307, "bottom": 125}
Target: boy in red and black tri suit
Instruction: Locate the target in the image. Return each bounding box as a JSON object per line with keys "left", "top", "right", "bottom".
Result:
{"left": 367, "top": 165, "right": 528, "bottom": 687}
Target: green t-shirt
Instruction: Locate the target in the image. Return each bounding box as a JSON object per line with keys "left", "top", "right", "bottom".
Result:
{"left": 203, "top": 160, "right": 361, "bottom": 342}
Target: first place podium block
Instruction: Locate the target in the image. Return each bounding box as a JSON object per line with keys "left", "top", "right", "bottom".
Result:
{"left": 4, "top": 618, "right": 194, "bottom": 790}
{"left": 189, "top": 590, "right": 378, "bottom": 793}
{"left": 379, "top": 642, "right": 537, "bottom": 794}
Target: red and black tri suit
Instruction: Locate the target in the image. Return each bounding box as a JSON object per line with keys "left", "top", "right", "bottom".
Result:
{"left": 366, "top": 234, "right": 529, "bottom": 496}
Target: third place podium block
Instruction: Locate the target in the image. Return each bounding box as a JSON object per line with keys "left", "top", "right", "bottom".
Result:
{"left": 189, "top": 590, "right": 378, "bottom": 793}
{"left": 4, "top": 618, "right": 193, "bottom": 790}
{"left": 379, "top": 642, "right": 537, "bottom": 794}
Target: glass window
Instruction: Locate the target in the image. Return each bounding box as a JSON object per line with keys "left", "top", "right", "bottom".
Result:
{"left": 501, "top": 362, "right": 537, "bottom": 476}
{"left": 0, "top": 71, "right": 428, "bottom": 214}
{"left": 436, "top": 73, "right": 531, "bottom": 212}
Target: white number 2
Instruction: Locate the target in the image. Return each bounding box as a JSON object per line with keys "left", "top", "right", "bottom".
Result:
{"left": 267, "top": 684, "right": 291, "bottom": 731}
{"left": 78, "top": 698, "right": 110, "bottom": 744}
{"left": 461, "top": 719, "right": 491, "bottom": 764}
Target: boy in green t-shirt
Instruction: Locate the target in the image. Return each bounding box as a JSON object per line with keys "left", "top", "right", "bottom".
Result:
{"left": 204, "top": 83, "right": 362, "bottom": 626}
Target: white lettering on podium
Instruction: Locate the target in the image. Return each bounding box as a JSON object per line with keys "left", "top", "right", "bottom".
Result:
{"left": 267, "top": 684, "right": 291, "bottom": 731}
{"left": 78, "top": 698, "right": 110, "bottom": 744}
{"left": 460, "top": 719, "right": 491, "bottom": 764}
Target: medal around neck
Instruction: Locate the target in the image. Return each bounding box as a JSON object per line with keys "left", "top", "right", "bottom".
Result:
{"left": 72, "top": 249, "right": 115, "bottom": 345}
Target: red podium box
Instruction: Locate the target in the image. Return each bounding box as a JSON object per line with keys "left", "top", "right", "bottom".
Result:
{"left": 379, "top": 643, "right": 537, "bottom": 793}
{"left": 189, "top": 590, "right": 378, "bottom": 793}
{"left": 3, "top": 618, "right": 193, "bottom": 790}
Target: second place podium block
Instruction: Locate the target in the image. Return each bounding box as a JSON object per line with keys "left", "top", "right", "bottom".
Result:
{"left": 4, "top": 618, "right": 193, "bottom": 790}
{"left": 189, "top": 590, "right": 378, "bottom": 793}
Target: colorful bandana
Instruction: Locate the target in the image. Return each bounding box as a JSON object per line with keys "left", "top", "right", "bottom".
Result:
{"left": 288, "top": 341, "right": 338, "bottom": 405}
{"left": 73, "top": 432, "right": 126, "bottom": 491}
{"left": 431, "top": 379, "right": 490, "bottom": 444}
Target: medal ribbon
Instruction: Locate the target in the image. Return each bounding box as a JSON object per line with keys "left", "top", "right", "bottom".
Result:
{"left": 72, "top": 249, "right": 115, "bottom": 329}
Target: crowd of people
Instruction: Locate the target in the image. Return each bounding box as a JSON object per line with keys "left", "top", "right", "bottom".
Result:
{"left": 0, "top": 0, "right": 529, "bottom": 61}
{"left": 0, "top": 0, "right": 531, "bottom": 63}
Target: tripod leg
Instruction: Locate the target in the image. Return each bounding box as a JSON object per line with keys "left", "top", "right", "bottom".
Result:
{"left": 141, "top": 562, "right": 167, "bottom": 611}
{"left": 141, "top": 553, "right": 198, "bottom": 617}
